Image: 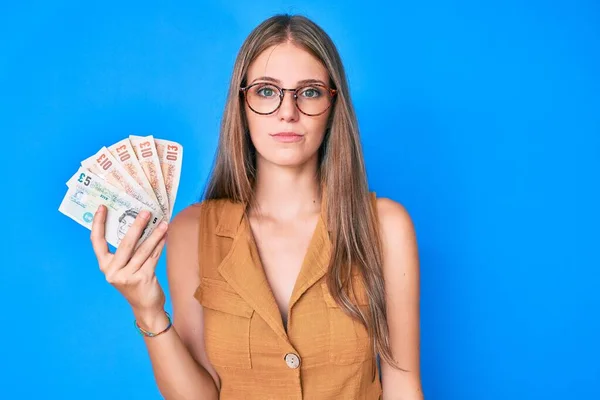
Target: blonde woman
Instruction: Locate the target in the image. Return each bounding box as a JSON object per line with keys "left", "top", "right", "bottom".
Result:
{"left": 91, "top": 14, "right": 423, "bottom": 400}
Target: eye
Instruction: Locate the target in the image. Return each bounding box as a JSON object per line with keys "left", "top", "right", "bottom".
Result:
{"left": 254, "top": 84, "right": 279, "bottom": 98}
{"left": 300, "top": 87, "right": 322, "bottom": 98}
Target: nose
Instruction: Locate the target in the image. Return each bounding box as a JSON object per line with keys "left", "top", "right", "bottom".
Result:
{"left": 277, "top": 89, "right": 299, "bottom": 122}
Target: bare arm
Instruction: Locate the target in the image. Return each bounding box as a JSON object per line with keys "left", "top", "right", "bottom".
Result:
{"left": 91, "top": 203, "right": 219, "bottom": 400}
{"left": 377, "top": 198, "right": 425, "bottom": 400}
{"left": 141, "top": 204, "right": 220, "bottom": 399}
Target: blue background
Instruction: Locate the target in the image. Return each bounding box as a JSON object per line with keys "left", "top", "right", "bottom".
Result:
{"left": 2, "top": 1, "right": 599, "bottom": 399}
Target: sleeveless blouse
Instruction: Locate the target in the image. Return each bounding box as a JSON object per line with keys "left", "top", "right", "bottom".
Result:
{"left": 193, "top": 193, "right": 382, "bottom": 399}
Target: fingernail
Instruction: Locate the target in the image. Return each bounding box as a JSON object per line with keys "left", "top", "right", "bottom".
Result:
{"left": 140, "top": 210, "right": 150, "bottom": 219}
{"left": 159, "top": 221, "right": 168, "bottom": 231}
{"left": 96, "top": 205, "right": 104, "bottom": 214}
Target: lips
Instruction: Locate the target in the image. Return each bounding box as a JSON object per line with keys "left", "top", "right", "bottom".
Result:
{"left": 271, "top": 132, "right": 304, "bottom": 143}
{"left": 272, "top": 132, "right": 302, "bottom": 137}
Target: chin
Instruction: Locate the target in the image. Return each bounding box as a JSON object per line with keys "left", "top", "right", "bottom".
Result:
{"left": 261, "top": 152, "right": 314, "bottom": 168}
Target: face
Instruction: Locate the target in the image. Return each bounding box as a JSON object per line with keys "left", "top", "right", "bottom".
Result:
{"left": 243, "top": 42, "right": 332, "bottom": 168}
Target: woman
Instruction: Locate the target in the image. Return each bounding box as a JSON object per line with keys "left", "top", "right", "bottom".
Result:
{"left": 91, "top": 14, "right": 423, "bottom": 399}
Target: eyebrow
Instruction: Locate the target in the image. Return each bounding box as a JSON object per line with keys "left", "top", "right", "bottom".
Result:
{"left": 249, "top": 76, "right": 327, "bottom": 86}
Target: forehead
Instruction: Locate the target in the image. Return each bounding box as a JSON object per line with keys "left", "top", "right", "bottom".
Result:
{"left": 247, "top": 42, "right": 329, "bottom": 84}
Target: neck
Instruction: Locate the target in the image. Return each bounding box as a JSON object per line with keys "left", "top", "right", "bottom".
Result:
{"left": 250, "top": 158, "right": 322, "bottom": 221}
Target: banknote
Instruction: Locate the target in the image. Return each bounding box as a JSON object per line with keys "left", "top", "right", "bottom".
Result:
{"left": 129, "top": 135, "right": 170, "bottom": 219}
{"left": 108, "top": 138, "right": 160, "bottom": 207}
{"left": 59, "top": 167, "right": 162, "bottom": 249}
{"left": 81, "top": 147, "right": 164, "bottom": 221}
{"left": 155, "top": 138, "right": 183, "bottom": 220}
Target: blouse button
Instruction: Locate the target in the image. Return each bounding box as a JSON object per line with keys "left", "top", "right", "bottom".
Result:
{"left": 284, "top": 353, "right": 301, "bottom": 369}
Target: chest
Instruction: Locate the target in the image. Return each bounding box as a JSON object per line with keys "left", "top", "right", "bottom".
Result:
{"left": 248, "top": 214, "right": 320, "bottom": 324}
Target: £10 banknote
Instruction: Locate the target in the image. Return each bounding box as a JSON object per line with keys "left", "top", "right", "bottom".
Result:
{"left": 59, "top": 136, "right": 183, "bottom": 248}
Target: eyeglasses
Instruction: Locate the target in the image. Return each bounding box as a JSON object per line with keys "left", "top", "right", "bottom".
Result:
{"left": 240, "top": 82, "right": 337, "bottom": 116}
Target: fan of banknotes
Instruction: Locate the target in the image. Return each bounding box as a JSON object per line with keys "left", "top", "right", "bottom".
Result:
{"left": 59, "top": 135, "right": 183, "bottom": 249}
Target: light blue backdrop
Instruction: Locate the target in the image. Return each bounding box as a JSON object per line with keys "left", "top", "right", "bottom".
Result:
{"left": 2, "top": 1, "right": 598, "bottom": 399}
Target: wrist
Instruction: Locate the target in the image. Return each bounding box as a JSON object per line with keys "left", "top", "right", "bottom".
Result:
{"left": 133, "top": 307, "right": 169, "bottom": 333}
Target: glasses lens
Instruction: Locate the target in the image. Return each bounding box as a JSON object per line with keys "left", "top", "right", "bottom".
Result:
{"left": 246, "top": 84, "right": 281, "bottom": 114}
{"left": 296, "top": 85, "right": 332, "bottom": 115}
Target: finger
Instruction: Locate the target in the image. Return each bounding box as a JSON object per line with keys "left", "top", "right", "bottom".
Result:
{"left": 123, "top": 221, "right": 168, "bottom": 274}
{"left": 90, "top": 205, "right": 110, "bottom": 266}
{"left": 110, "top": 210, "right": 152, "bottom": 270}
{"left": 136, "top": 235, "right": 167, "bottom": 276}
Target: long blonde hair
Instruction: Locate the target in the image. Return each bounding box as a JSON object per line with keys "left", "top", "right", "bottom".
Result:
{"left": 204, "top": 14, "right": 399, "bottom": 369}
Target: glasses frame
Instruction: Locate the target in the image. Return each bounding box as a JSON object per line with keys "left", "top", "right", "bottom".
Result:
{"left": 239, "top": 82, "right": 338, "bottom": 116}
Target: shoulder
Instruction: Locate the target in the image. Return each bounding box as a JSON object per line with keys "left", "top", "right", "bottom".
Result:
{"left": 169, "top": 202, "right": 204, "bottom": 229}
{"left": 169, "top": 198, "right": 233, "bottom": 232}
{"left": 373, "top": 196, "right": 419, "bottom": 279}
{"left": 165, "top": 200, "right": 227, "bottom": 275}
{"left": 374, "top": 197, "right": 416, "bottom": 242}
{"left": 165, "top": 203, "right": 205, "bottom": 264}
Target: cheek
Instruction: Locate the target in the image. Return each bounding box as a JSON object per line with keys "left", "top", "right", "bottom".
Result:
{"left": 311, "top": 114, "right": 330, "bottom": 136}
{"left": 245, "top": 106, "right": 269, "bottom": 141}
{"left": 301, "top": 114, "right": 329, "bottom": 149}
{"left": 246, "top": 116, "right": 268, "bottom": 150}
{"left": 245, "top": 108, "right": 264, "bottom": 134}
